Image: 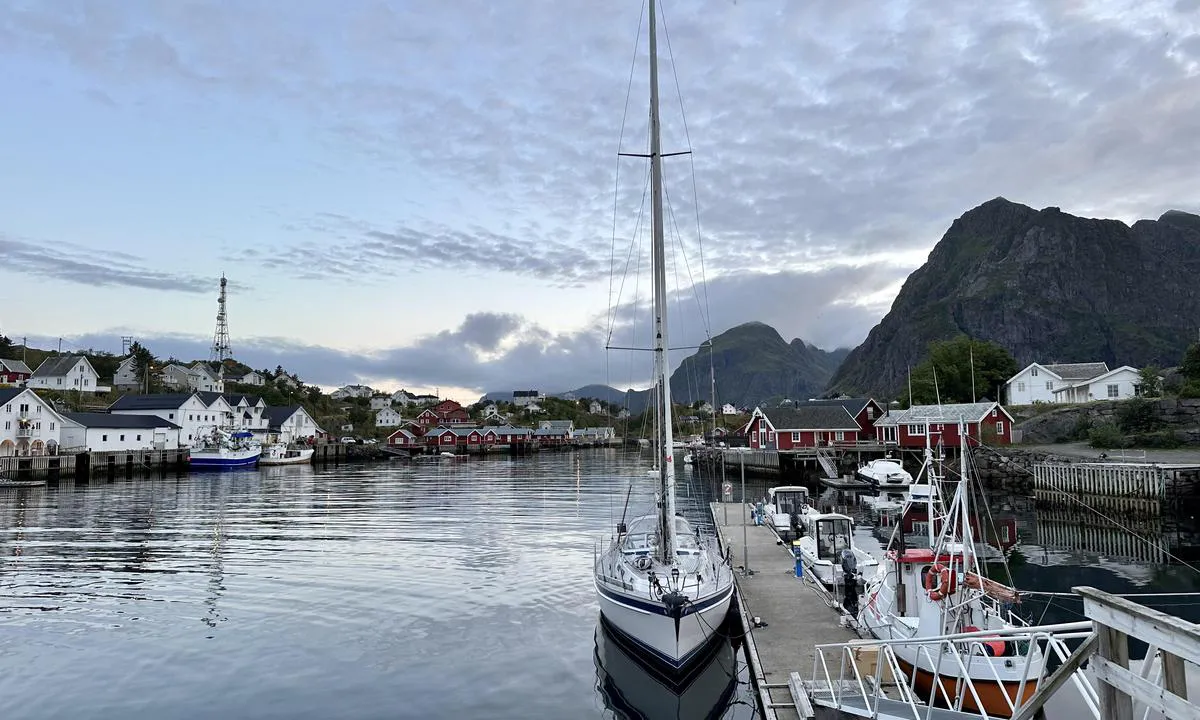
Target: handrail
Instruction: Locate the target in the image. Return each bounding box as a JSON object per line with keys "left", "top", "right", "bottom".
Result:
{"left": 812, "top": 621, "right": 1092, "bottom": 649}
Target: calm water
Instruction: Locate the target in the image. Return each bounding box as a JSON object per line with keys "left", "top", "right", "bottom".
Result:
{"left": 3, "top": 452, "right": 1199, "bottom": 720}
{"left": 0, "top": 451, "right": 756, "bottom": 720}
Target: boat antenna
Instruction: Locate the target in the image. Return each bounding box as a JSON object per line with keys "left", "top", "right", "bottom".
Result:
{"left": 647, "top": 0, "right": 677, "bottom": 565}
{"left": 907, "top": 364, "right": 913, "bottom": 408}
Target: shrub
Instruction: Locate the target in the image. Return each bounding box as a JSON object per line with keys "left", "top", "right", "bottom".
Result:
{"left": 1088, "top": 422, "right": 1127, "bottom": 449}
{"left": 1180, "top": 381, "right": 1200, "bottom": 399}
{"left": 1070, "top": 414, "right": 1094, "bottom": 441}
{"left": 1132, "top": 430, "right": 1182, "bottom": 449}
{"left": 1116, "top": 397, "right": 1160, "bottom": 434}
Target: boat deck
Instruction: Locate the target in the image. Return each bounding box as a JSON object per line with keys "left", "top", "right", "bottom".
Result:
{"left": 711, "top": 502, "right": 857, "bottom": 720}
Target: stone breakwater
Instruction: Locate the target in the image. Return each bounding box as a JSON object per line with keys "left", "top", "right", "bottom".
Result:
{"left": 970, "top": 445, "right": 1080, "bottom": 493}
{"left": 1016, "top": 398, "right": 1200, "bottom": 445}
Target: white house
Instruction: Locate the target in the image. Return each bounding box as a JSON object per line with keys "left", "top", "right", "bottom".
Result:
{"left": 27, "top": 355, "right": 106, "bottom": 394}
{"left": 1006, "top": 362, "right": 1114, "bottom": 405}
{"left": 391, "top": 390, "right": 415, "bottom": 406}
{"left": 1051, "top": 365, "right": 1142, "bottom": 403}
{"left": 265, "top": 405, "right": 324, "bottom": 443}
{"left": 369, "top": 396, "right": 392, "bottom": 411}
{"left": 0, "top": 388, "right": 68, "bottom": 456}
{"left": 375, "top": 407, "right": 405, "bottom": 427}
{"left": 331, "top": 385, "right": 373, "bottom": 400}
{"left": 109, "top": 393, "right": 216, "bottom": 446}
{"left": 231, "top": 371, "right": 266, "bottom": 387}
{"left": 588, "top": 400, "right": 603, "bottom": 414}
{"left": 189, "top": 363, "right": 224, "bottom": 393}
{"left": 617, "top": 409, "right": 631, "bottom": 420}
{"left": 574, "top": 426, "right": 616, "bottom": 443}
{"left": 113, "top": 356, "right": 142, "bottom": 391}
{"left": 160, "top": 363, "right": 193, "bottom": 389}
{"left": 539, "top": 419, "right": 574, "bottom": 433}
{"left": 721, "top": 403, "right": 739, "bottom": 416}
{"left": 483, "top": 404, "right": 503, "bottom": 420}
{"left": 61, "top": 413, "right": 182, "bottom": 452}
{"left": 224, "top": 393, "right": 269, "bottom": 432}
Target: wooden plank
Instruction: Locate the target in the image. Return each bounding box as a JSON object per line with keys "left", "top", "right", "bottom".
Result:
{"left": 1076, "top": 586, "right": 1200, "bottom": 663}
{"left": 1163, "top": 651, "right": 1189, "bottom": 701}
{"left": 1096, "top": 625, "right": 1135, "bottom": 720}
{"left": 1011, "top": 633, "right": 1097, "bottom": 720}
{"left": 1091, "top": 656, "right": 1200, "bottom": 720}
{"left": 789, "top": 671, "right": 815, "bottom": 719}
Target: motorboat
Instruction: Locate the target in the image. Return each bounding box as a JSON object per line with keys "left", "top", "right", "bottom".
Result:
{"left": 856, "top": 456, "right": 914, "bottom": 486}
{"left": 189, "top": 428, "right": 261, "bottom": 469}
{"left": 763, "top": 485, "right": 810, "bottom": 542}
{"left": 858, "top": 423, "right": 1043, "bottom": 717}
{"left": 258, "top": 443, "right": 315, "bottom": 466}
{"left": 791, "top": 509, "right": 879, "bottom": 587}
{"left": 593, "top": 1, "right": 734, "bottom": 673}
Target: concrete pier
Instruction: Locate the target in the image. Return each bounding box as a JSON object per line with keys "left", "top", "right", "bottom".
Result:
{"left": 712, "top": 501, "right": 855, "bottom": 720}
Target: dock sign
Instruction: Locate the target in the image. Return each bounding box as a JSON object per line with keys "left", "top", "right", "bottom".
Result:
{"left": 722, "top": 481, "right": 733, "bottom": 501}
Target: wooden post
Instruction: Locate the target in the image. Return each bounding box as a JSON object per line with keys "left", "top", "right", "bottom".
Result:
{"left": 1096, "top": 624, "right": 1135, "bottom": 720}
{"left": 1163, "top": 651, "right": 1188, "bottom": 700}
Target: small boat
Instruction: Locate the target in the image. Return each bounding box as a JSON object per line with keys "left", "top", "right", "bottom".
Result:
{"left": 683, "top": 453, "right": 694, "bottom": 464}
{"left": 856, "top": 456, "right": 914, "bottom": 486}
{"left": 258, "top": 443, "right": 315, "bottom": 466}
{"left": 189, "top": 428, "right": 261, "bottom": 469}
{"left": 764, "top": 485, "right": 810, "bottom": 542}
{"left": 791, "top": 508, "right": 879, "bottom": 587}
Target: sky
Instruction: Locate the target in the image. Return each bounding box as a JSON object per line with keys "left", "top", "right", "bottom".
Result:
{"left": 2, "top": 0, "right": 1198, "bottom": 403}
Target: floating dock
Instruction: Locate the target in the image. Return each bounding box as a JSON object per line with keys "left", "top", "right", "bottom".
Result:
{"left": 711, "top": 501, "right": 854, "bottom": 719}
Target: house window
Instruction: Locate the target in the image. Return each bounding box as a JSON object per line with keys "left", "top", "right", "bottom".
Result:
{"left": 768, "top": 431, "right": 775, "bottom": 442}
{"left": 907, "top": 424, "right": 925, "bottom": 436}
{"left": 169, "top": 413, "right": 174, "bottom": 420}
{"left": 3, "top": 404, "right": 8, "bottom": 412}
{"left": 996, "top": 421, "right": 1005, "bottom": 435}
{"left": 120, "top": 434, "right": 125, "bottom": 441}
{"left": 1046, "top": 382, "right": 1053, "bottom": 391}
{"left": 3, "top": 421, "right": 8, "bottom": 430}
{"left": 866, "top": 407, "right": 875, "bottom": 419}
{"left": 1031, "top": 368, "right": 1039, "bottom": 377}
{"left": 137, "top": 434, "right": 142, "bottom": 441}
{"left": 84, "top": 379, "right": 90, "bottom": 387}
{"left": 835, "top": 431, "right": 845, "bottom": 442}
{"left": 1107, "top": 384, "right": 1119, "bottom": 398}
{"left": 190, "top": 415, "right": 194, "bottom": 421}
{"left": 1000, "top": 525, "right": 1012, "bottom": 543}
{"left": 1017, "top": 382, "right": 1026, "bottom": 392}
{"left": 19, "top": 403, "right": 28, "bottom": 413}
{"left": 49, "top": 422, "right": 54, "bottom": 430}
{"left": 57, "top": 378, "right": 62, "bottom": 385}
{"left": 102, "top": 434, "right": 108, "bottom": 441}
{"left": 791, "top": 432, "right": 800, "bottom": 443}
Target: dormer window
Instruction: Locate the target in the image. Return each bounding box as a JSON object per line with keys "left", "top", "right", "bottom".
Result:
{"left": 1031, "top": 367, "right": 1039, "bottom": 377}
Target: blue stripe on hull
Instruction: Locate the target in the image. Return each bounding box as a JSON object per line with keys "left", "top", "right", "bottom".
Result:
{"left": 189, "top": 457, "right": 260, "bottom": 469}
{"left": 596, "top": 580, "right": 732, "bottom": 617}
{"left": 595, "top": 581, "right": 734, "bottom": 672}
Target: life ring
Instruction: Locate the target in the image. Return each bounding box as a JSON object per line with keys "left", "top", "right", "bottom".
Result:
{"left": 924, "top": 563, "right": 957, "bottom": 601}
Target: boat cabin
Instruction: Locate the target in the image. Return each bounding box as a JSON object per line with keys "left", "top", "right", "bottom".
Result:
{"left": 619, "top": 515, "right": 700, "bottom": 560}
{"left": 767, "top": 486, "right": 810, "bottom": 515}
{"left": 810, "top": 513, "right": 855, "bottom": 563}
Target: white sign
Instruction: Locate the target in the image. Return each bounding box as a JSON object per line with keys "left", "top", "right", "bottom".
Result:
{"left": 722, "top": 481, "right": 733, "bottom": 501}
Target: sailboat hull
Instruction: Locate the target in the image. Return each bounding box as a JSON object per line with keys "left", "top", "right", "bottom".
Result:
{"left": 595, "top": 580, "right": 733, "bottom": 671}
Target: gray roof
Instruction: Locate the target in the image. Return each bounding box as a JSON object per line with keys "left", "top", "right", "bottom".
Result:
{"left": 0, "top": 358, "right": 32, "bottom": 374}
{"left": 541, "top": 420, "right": 574, "bottom": 430}
{"left": 64, "top": 412, "right": 181, "bottom": 430}
{"left": 794, "top": 397, "right": 874, "bottom": 416}
{"left": 222, "top": 393, "right": 263, "bottom": 407}
{"left": 872, "top": 402, "right": 1007, "bottom": 427}
{"left": 31, "top": 355, "right": 90, "bottom": 378}
{"left": 1043, "top": 362, "right": 1110, "bottom": 381}
{"left": 0, "top": 387, "right": 26, "bottom": 406}
{"left": 759, "top": 405, "right": 860, "bottom": 431}
{"left": 109, "top": 393, "right": 197, "bottom": 411}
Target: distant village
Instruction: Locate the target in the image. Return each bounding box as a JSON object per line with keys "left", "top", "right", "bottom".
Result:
{"left": 0, "top": 340, "right": 1151, "bottom": 458}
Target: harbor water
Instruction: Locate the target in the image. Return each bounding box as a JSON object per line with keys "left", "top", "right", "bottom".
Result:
{"left": 2, "top": 451, "right": 1199, "bottom": 719}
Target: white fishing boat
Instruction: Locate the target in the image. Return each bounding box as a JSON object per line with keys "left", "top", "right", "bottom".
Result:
{"left": 594, "top": 0, "right": 734, "bottom": 673}
{"left": 763, "top": 485, "right": 810, "bottom": 542}
{"left": 258, "top": 443, "right": 314, "bottom": 466}
{"left": 856, "top": 455, "right": 914, "bottom": 486}
{"left": 790, "top": 509, "right": 879, "bottom": 587}
{"left": 858, "top": 422, "right": 1044, "bottom": 717}
{"left": 189, "top": 428, "right": 261, "bottom": 469}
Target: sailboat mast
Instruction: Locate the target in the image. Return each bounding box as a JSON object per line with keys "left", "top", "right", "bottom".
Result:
{"left": 648, "top": 0, "right": 678, "bottom": 564}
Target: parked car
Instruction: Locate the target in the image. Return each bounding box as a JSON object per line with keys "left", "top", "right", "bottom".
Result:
{"left": 340, "top": 436, "right": 356, "bottom": 444}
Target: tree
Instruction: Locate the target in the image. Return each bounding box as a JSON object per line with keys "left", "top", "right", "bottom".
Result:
{"left": 128, "top": 341, "right": 159, "bottom": 393}
{"left": 0, "top": 334, "right": 12, "bottom": 358}
{"left": 1181, "top": 343, "right": 1200, "bottom": 383}
{"left": 1136, "top": 365, "right": 1162, "bottom": 398}
{"left": 908, "top": 336, "right": 1017, "bottom": 405}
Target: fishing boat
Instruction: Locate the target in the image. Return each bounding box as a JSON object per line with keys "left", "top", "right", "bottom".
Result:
{"left": 858, "top": 422, "right": 1043, "bottom": 717}
{"left": 593, "top": 0, "right": 734, "bottom": 673}
{"left": 189, "top": 428, "right": 261, "bottom": 469}
{"left": 790, "top": 508, "right": 879, "bottom": 587}
{"left": 258, "top": 443, "right": 315, "bottom": 466}
{"left": 594, "top": 616, "right": 737, "bottom": 720}
{"left": 763, "top": 485, "right": 810, "bottom": 542}
{"left": 856, "top": 455, "right": 914, "bottom": 486}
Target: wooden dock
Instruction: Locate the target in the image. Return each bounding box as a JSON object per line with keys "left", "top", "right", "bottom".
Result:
{"left": 711, "top": 501, "right": 855, "bottom": 719}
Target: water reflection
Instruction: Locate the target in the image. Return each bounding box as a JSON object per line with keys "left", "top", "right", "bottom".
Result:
{"left": 594, "top": 618, "right": 743, "bottom": 720}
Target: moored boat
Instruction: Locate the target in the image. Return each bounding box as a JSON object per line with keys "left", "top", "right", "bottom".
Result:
{"left": 258, "top": 443, "right": 314, "bottom": 466}
{"left": 189, "top": 429, "right": 261, "bottom": 469}
{"left": 791, "top": 509, "right": 879, "bottom": 587}
{"left": 856, "top": 456, "right": 914, "bottom": 486}
{"left": 763, "top": 485, "right": 810, "bottom": 542}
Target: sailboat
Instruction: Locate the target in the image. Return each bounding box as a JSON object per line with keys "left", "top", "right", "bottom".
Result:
{"left": 593, "top": 0, "right": 734, "bottom": 672}
{"left": 858, "top": 422, "right": 1044, "bottom": 717}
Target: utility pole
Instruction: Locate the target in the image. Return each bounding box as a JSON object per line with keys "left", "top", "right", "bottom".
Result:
{"left": 741, "top": 452, "right": 750, "bottom": 576}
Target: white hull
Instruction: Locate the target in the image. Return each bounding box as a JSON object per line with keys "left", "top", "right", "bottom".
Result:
{"left": 793, "top": 537, "right": 878, "bottom": 586}
{"left": 857, "top": 458, "right": 914, "bottom": 486}
{"left": 258, "top": 446, "right": 314, "bottom": 466}
{"left": 595, "top": 580, "right": 733, "bottom": 669}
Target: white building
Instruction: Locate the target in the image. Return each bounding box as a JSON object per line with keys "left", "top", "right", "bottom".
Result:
{"left": 265, "top": 405, "right": 324, "bottom": 443}
{"left": 27, "top": 355, "right": 106, "bottom": 394}
{"left": 1006, "top": 362, "right": 1113, "bottom": 405}
{"left": 483, "top": 404, "right": 503, "bottom": 420}
{"left": 391, "top": 390, "right": 414, "bottom": 406}
{"left": 721, "top": 403, "right": 739, "bottom": 416}
{"left": 160, "top": 364, "right": 193, "bottom": 390}
{"left": 189, "top": 363, "right": 224, "bottom": 393}
{"left": 109, "top": 393, "right": 217, "bottom": 446}
{"left": 331, "top": 385, "right": 373, "bottom": 400}
{"left": 588, "top": 400, "right": 603, "bottom": 414}
{"left": 539, "top": 419, "right": 574, "bottom": 433}
{"left": 574, "top": 426, "right": 616, "bottom": 442}
{"left": 0, "top": 388, "right": 68, "bottom": 456}
{"left": 231, "top": 371, "right": 266, "bottom": 387}
{"left": 225, "top": 393, "right": 269, "bottom": 432}
{"left": 375, "top": 407, "right": 405, "bottom": 427}
{"left": 369, "top": 396, "right": 392, "bottom": 411}
{"left": 61, "top": 413, "right": 182, "bottom": 452}
{"left": 112, "top": 356, "right": 142, "bottom": 391}
{"left": 1051, "top": 365, "right": 1142, "bottom": 403}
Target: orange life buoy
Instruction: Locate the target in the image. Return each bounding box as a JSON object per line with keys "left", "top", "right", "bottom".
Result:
{"left": 925, "top": 563, "right": 957, "bottom": 601}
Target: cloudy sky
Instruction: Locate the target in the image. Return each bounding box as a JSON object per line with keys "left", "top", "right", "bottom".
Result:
{"left": 2, "top": 1, "right": 1198, "bottom": 402}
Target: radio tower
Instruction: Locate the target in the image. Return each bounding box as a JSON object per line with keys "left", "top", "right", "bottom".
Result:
{"left": 210, "top": 274, "right": 232, "bottom": 363}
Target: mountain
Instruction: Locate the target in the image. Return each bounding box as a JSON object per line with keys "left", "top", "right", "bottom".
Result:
{"left": 828, "top": 198, "right": 1200, "bottom": 398}
{"left": 669, "top": 322, "right": 849, "bottom": 408}
{"left": 480, "top": 322, "right": 849, "bottom": 414}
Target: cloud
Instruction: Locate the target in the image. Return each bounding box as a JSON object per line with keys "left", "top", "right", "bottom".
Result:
{"left": 0, "top": 233, "right": 211, "bottom": 293}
